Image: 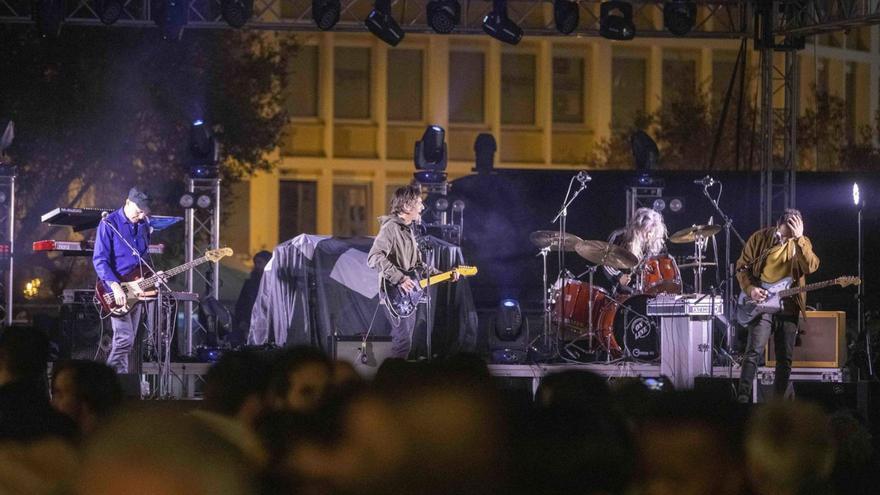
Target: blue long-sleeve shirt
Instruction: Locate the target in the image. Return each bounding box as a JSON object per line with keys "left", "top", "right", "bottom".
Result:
{"left": 92, "top": 208, "right": 151, "bottom": 290}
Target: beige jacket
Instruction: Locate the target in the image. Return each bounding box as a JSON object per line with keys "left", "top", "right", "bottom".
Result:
{"left": 367, "top": 215, "right": 423, "bottom": 285}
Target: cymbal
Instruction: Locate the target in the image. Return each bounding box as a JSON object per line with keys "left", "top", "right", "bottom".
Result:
{"left": 669, "top": 224, "right": 722, "bottom": 244}
{"left": 530, "top": 230, "right": 583, "bottom": 251}
{"left": 679, "top": 262, "right": 718, "bottom": 269}
{"left": 575, "top": 240, "right": 639, "bottom": 270}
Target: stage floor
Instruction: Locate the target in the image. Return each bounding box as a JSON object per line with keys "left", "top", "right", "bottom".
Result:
{"left": 141, "top": 361, "right": 848, "bottom": 399}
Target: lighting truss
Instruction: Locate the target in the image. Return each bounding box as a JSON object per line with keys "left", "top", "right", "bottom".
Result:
{"left": 0, "top": 0, "right": 747, "bottom": 38}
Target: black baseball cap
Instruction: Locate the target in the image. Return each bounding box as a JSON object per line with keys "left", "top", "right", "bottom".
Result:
{"left": 127, "top": 187, "right": 152, "bottom": 212}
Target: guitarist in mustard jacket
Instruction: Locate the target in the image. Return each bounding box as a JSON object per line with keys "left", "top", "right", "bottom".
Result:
{"left": 735, "top": 209, "right": 820, "bottom": 403}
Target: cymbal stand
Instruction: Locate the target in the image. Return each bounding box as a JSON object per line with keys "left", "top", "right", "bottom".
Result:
{"left": 564, "top": 265, "right": 600, "bottom": 358}
{"left": 692, "top": 235, "right": 709, "bottom": 294}
{"left": 537, "top": 246, "right": 552, "bottom": 351}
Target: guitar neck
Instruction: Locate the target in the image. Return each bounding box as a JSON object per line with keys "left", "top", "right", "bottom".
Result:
{"left": 139, "top": 255, "right": 210, "bottom": 289}
{"left": 419, "top": 270, "right": 455, "bottom": 289}
{"left": 779, "top": 279, "right": 839, "bottom": 298}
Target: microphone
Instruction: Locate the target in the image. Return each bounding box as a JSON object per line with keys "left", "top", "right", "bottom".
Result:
{"left": 576, "top": 170, "right": 592, "bottom": 185}
{"left": 693, "top": 176, "right": 716, "bottom": 187}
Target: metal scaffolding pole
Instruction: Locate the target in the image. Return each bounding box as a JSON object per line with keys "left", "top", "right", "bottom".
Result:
{"left": 183, "top": 177, "right": 221, "bottom": 358}
{"left": 0, "top": 172, "right": 14, "bottom": 327}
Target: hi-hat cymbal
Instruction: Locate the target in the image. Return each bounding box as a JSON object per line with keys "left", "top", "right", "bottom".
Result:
{"left": 530, "top": 230, "right": 583, "bottom": 251}
{"left": 575, "top": 240, "right": 639, "bottom": 270}
{"left": 669, "top": 224, "right": 722, "bottom": 244}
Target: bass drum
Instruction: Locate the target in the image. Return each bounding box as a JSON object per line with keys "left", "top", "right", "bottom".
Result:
{"left": 597, "top": 294, "right": 661, "bottom": 360}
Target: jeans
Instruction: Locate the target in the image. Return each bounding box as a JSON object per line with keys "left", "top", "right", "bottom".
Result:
{"left": 384, "top": 304, "right": 419, "bottom": 359}
{"left": 106, "top": 301, "right": 155, "bottom": 374}
{"left": 737, "top": 312, "right": 799, "bottom": 401}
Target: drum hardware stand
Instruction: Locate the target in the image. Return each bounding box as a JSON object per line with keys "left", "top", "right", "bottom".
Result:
{"left": 550, "top": 173, "right": 590, "bottom": 361}
{"left": 535, "top": 246, "right": 553, "bottom": 352}
{"left": 561, "top": 265, "right": 601, "bottom": 359}
{"left": 700, "top": 179, "right": 746, "bottom": 359}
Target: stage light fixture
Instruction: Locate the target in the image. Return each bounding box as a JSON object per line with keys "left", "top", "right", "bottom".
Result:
{"left": 154, "top": 0, "right": 187, "bottom": 40}
{"left": 312, "top": 0, "right": 340, "bottom": 30}
{"left": 652, "top": 198, "right": 666, "bottom": 212}
{"left": 663, "top": 1, "right": 696, "bottom": 36}
{"left": 427, "top": 0, "right": 460, "bottom": 34}
{"left": 490, "top": 298, "right": 527, "bottom": 364}
{"left": 669, "top": 198, "right": 683, "bottom": 212}
{"left": 414, "top": 125, "right": 448, "bottom": 183}
{"left": 631, "top": 130, "right": 659, "bottom": 171}
{"left": 554, "top": 0, "right": 579, "bottom": 35}
{"left": 853, "top": 183, "right": 861, "bottom": 206}
{"left": 473, "top": 133, "right": 497, "bottom": 174}
{"left": 33, "top": 0, "right": 64, "bottom": 37}
{"left": 196, "top": 194, "right": 212, "bottom": 209}
{"left": 188, "top": 120, "right": 220, "bottom": 178}
{"left": 599, "top": 1, "right": 635, "bottom": 41}
{"left": 482, "top": 0, "right": 523, "bottom": 45}
{"left": 365, "top": 0, "right": 405, "bottom": 47}
{"left": 221, "top": 0, "right": 253, "bottom": 28}
{"left": 434, "top": 197, "right": 449, "bottom": 211}
{"left": 179, "top": 193, "right": 195, "bottom": 208}
{"left": 452, "top": 199, "right": 465, "bottom": 213}
{"left": 95, "top": 0, "right": 123, "bottom": 25}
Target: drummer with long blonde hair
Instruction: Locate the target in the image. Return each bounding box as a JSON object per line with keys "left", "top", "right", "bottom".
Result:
{"left": 602, "top": 207, "right": 668, "bottom": 294}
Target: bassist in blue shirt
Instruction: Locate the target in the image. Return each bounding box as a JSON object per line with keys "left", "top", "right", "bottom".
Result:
{"left": 92, "top": 187, "right": 155, "bottom": 374}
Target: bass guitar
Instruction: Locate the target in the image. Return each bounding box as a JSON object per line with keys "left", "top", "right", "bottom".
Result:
{"left": 381, "top": 265, "right": 478, "bottom": 318}
{"left": 735, "top": 275, "right": 859, "bottom": 325}
{"left": 96, "top": 247, "right": 233, "bottom": 317}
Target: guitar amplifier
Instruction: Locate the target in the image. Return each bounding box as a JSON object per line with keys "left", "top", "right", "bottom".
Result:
{"left": 332, "top": 335, "right": 394, "bottom": 378}
{"left": 766, "top": 311, "right": 846, "bottom": 368}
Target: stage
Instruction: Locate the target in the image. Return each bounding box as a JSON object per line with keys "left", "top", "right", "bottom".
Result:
{"left": 141, "top": 361, "right": 848, "bottom": 400}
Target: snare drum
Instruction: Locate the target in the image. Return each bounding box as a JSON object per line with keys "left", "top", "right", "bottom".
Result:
{"left": 639, "top": 254, "right": 682, "bottom": 295}
{"left": 552, "top": 281, "right": 610, "bottom": 339}
{"left": 596, "top": 294, "right": 661, "bottom": 359}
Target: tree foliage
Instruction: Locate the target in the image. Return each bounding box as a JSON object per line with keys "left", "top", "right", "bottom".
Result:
{"left": 0, "top": 25, "right": 293, "bottom": 300}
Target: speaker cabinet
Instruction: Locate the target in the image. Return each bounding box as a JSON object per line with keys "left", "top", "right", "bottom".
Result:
{"left": 333, "top": 335, "right": 394, "bottom": 378}
{"left": 59, "top": 303, "right": 112, "bottom": 362}
{"left": 767, "top": 311, "right": 846, "bottom": 368}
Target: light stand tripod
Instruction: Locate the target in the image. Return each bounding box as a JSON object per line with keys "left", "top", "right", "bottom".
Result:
{"left": 856, "top": 197, "right": 873, "bottom": 378}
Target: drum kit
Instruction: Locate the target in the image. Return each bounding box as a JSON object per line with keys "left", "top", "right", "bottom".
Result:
{"left": 530, "top": 222, "right": 722, "bottom": 361}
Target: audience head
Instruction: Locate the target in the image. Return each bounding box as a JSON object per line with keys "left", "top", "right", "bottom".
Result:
{"left": 76, "top": 409, "right": 256, "bottom": 495}
{"left": 51, "top": 360, "right": 123, "bottom": 435}
{"left": 204, "top": 350, "right": 272, "bottom": 426}
{"left": 745, "top": 399, "right": 835, "bottom": 495}
{"left": 0, "top": 326, "right": 49, "bottom": 386}
{"left": 636, "top": 390, "right": 748, "bottom": 495}
{"left": 269, "top": 346, "right": 332, "bottom": 413}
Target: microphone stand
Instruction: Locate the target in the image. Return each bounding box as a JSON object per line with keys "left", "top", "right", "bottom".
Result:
{"left": 550, "top": 176, "right": 589, "bottom": 359}
{"left": 701, "top": 183, "right": 745, "bottom": 360}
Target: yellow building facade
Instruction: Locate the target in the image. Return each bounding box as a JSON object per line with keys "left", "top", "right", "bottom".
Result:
{"left": 227, "top": 21, "right": 880, "bottom": 261}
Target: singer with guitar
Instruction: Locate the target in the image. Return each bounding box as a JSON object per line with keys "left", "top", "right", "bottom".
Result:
{"left": 93, "top": 187, "right": 156, "bottom": 374}
{"left": 367, "top": 185, "right": 461, "bottom": 359}
{"left": 735, "top": 209, "right": 819, "bottom": 403}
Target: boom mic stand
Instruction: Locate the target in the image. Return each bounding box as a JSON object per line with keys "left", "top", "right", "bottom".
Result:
{"left": 549, "top": 172, "right": 590, "bottom": 359}
{"left": 699, "top": 179, "right": 746, "bottom": 360}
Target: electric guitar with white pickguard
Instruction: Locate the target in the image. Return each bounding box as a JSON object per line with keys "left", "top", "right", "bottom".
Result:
{"left": 96, "top": 247, "right": 233, "bottom": 317}
{"left": 735, "top": 275, "right": 859, "bottom": 325}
